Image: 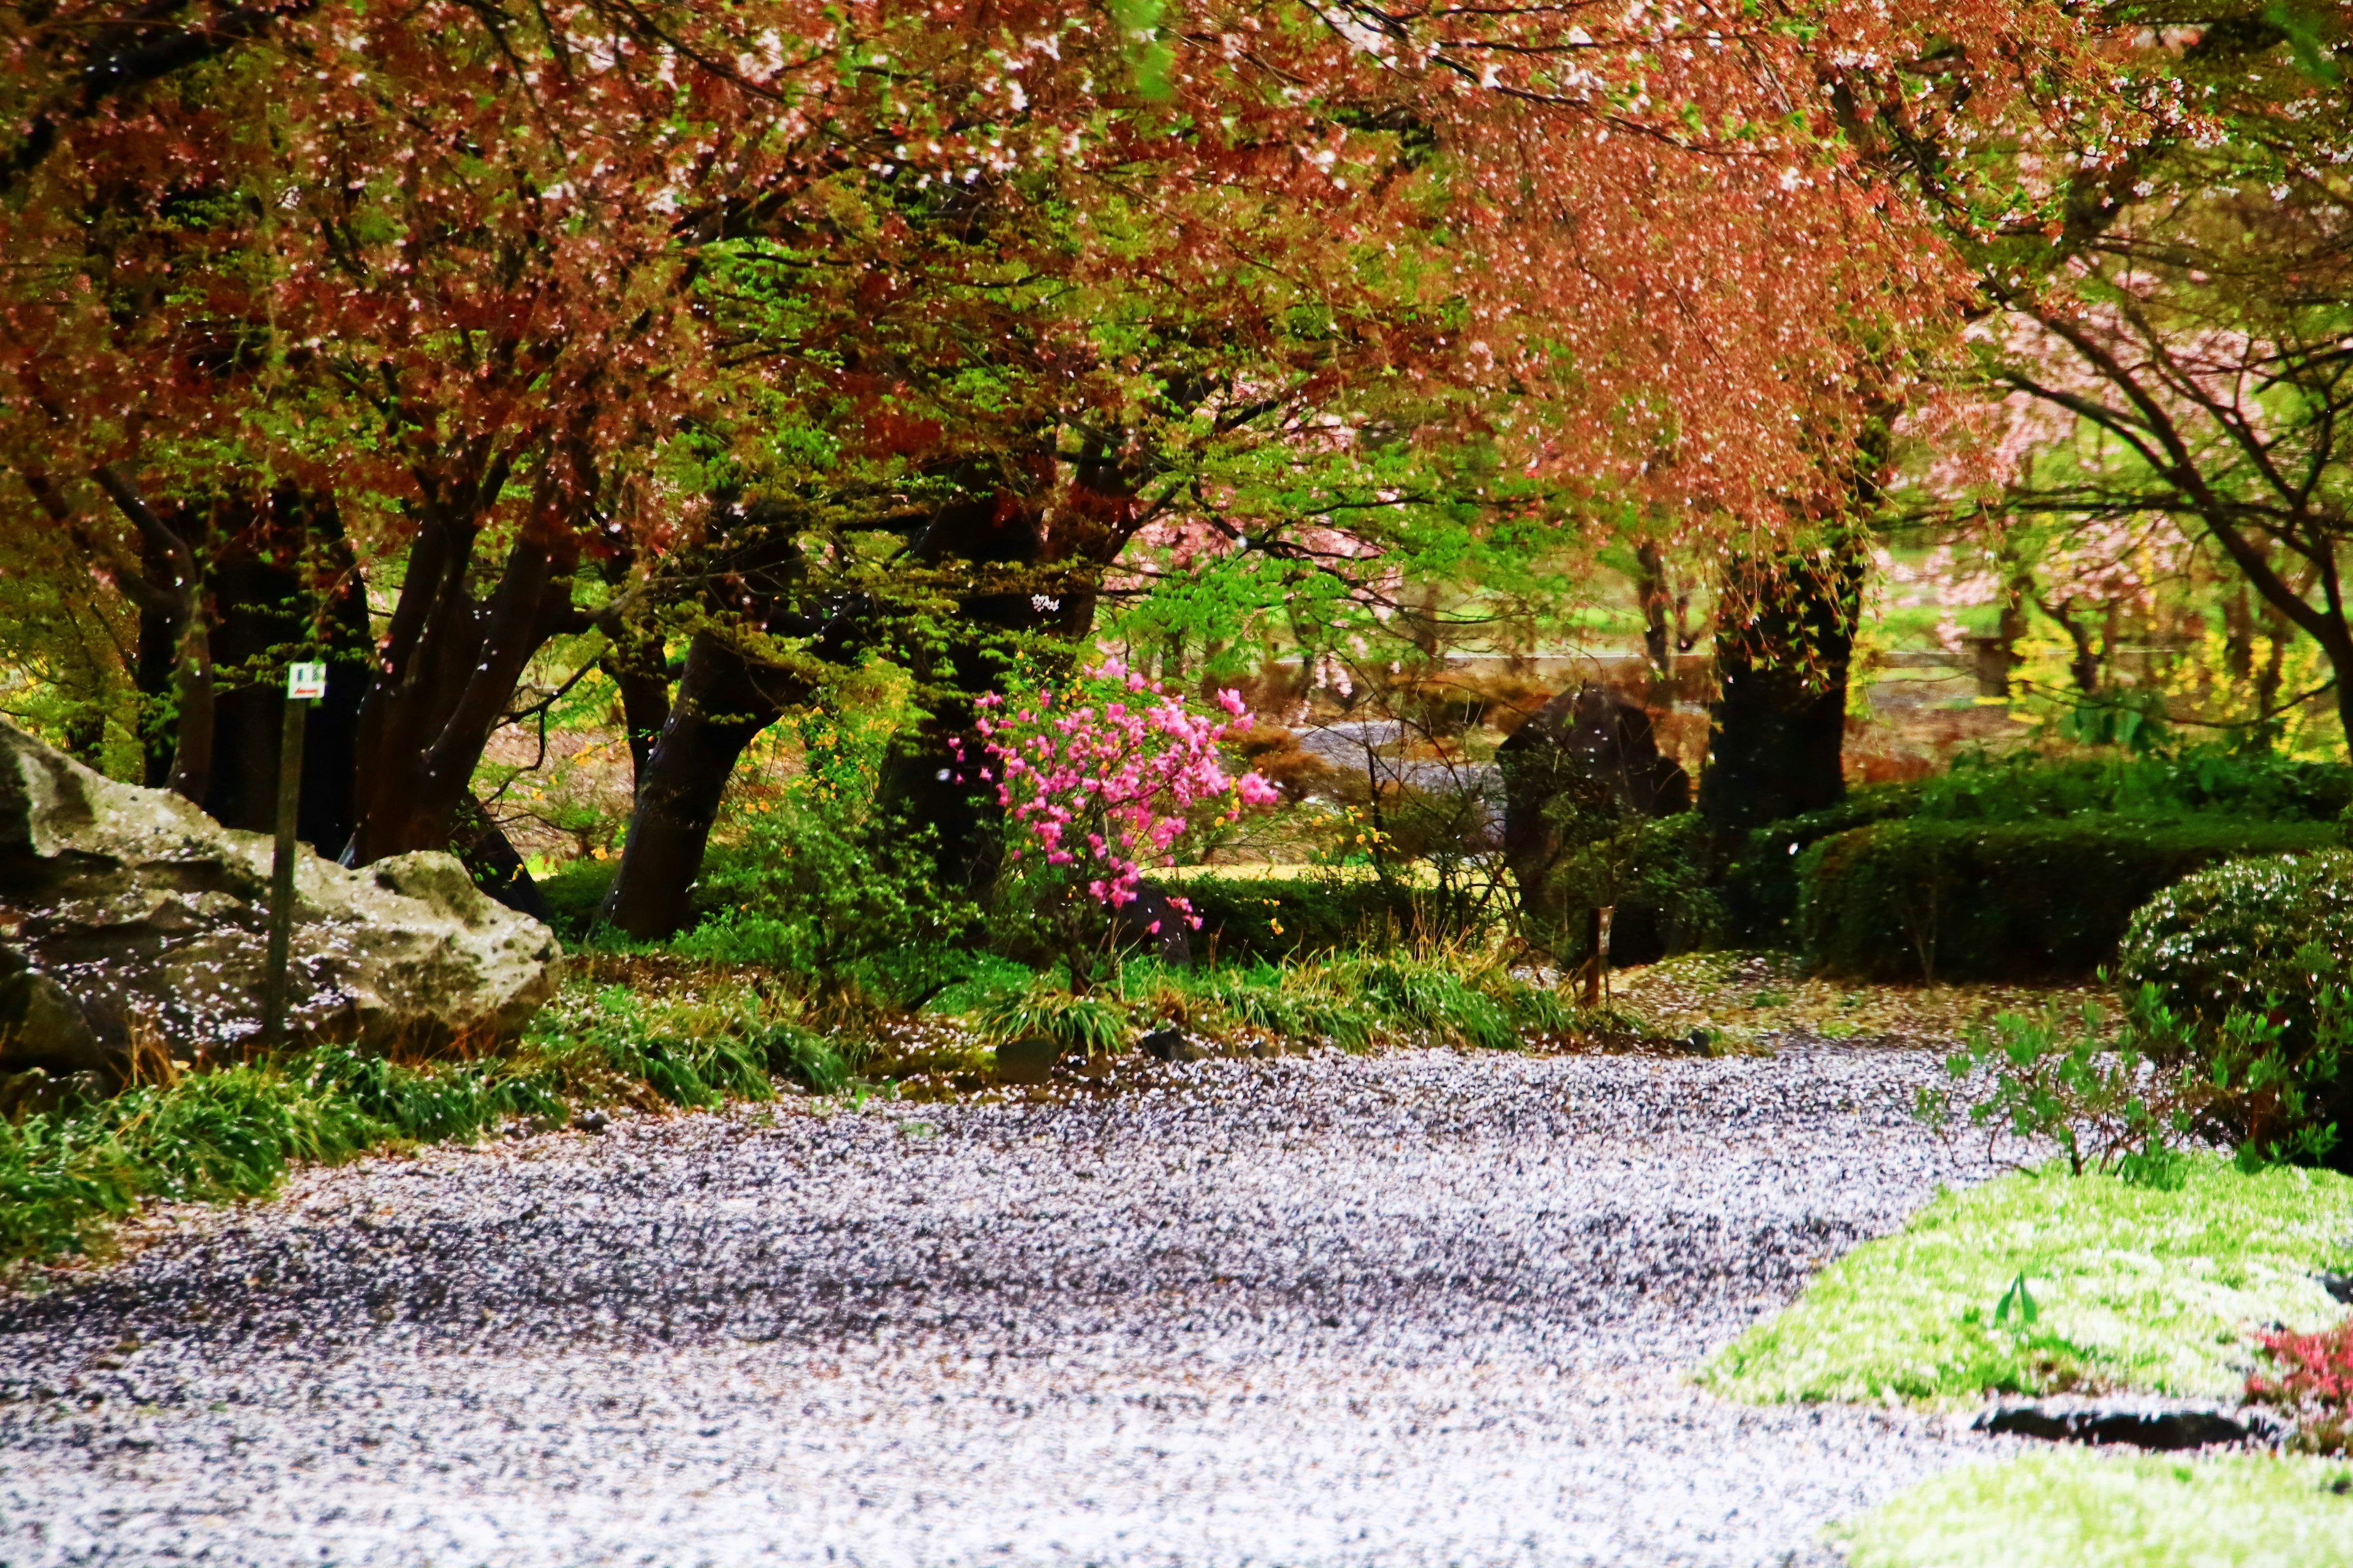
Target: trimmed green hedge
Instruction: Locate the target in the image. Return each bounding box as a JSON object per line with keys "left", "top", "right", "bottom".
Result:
{"left": 1800, "top": 816, "right": 2344, "bottom": 982}
{"left": 1159, "top": 875, "right": 1427, "bottom": 962}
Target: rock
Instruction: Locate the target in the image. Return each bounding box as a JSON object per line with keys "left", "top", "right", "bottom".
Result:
{"left": 1498, "top": 685, "right": 1691, "bottom": 830}
{"left": 993, "top": 1036, "right": 1060, "bottom": 1085}
{"left": 1139, "top": 1027, "right": 1184, "bottom": 1062}
{"left": 0, "top": 721, "right": 560, "bottom": 1061}
{"left": 1974, "top": 1399, "right": 2281, "bottom": 1451}
{"left": 1112, "top": 882, "right": 1194, "bottom": 966}
{"left": 0, "top": 1066, "right": 110, "bottom": 1118}
{"left": 0, "top": 941, "right": 112, "bottom": 1081}
{"left": 1497, "top": 684, "right": 1693, "bottom": 965}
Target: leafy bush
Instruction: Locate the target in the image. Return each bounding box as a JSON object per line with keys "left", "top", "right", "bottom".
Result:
{"left": 1728, "top": 745, "right": 2353, "bottom": 944}
{"left": 1798, "top": 816, "right": 2340, "bottom": 982}
{"left": 1159, "top": 874, "right": 1424, "bottom": 960}
{"left": 2118, "top": 851, "right": 2353, "bottom": 1168}
{"left": 536, "top": 855, "right": 618, "bottom": 941}
{"left": 2117, "top": 849, "right": 2353, "bottom": 1039}
{"left": 680, "top": 664, "right": 974, "bottom": 984}
{"left": 1522, "top": 803, "right": 1724, "bottom": 967}
{"left": 1920, "top": 984, "right": 2352, "bottom": 1175}
{"left": 2249, "top": 1319, "right": 2353, "bottom": 1455}
{"left": 1910, "top": 745, "right": 2353, "bottom": 826}
{"left": 1918, "top": 1001, "right": 2203, "bottom": 1186}
{"left": 1722, "top": 783, "right": 1922, "bottom": 940}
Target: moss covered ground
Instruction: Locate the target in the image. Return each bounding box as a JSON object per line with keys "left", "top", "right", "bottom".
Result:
{"left": 1701, "top": 1157, "right": 2353, "bottom": 1404}
{"left": 1838, "top": 1450, "right": 2353, "bottom": 1568}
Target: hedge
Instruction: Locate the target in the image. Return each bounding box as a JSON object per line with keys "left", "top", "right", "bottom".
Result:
{"left": 1799, "top": 816, "right": 2344, "bottom": 983}
{"left": 1158, "top": 875, "right": 1429, "bottom": 962}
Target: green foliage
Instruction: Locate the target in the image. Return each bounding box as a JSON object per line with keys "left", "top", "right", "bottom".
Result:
{"left": 2, "top": 1046, "right": 566, "bottom": 1265}
{"left": 925, "top": 942, "right": 1601, "bottom": 1058}
{"left": 1159, "top": 873, "right": 1426, "bottom": 961}
{"left": 1836, "top": 1451, "right": 2353, "bottom": 1568}
{"left": 1798, "top": 817, "right": 2340, "bottom": 982}
{"left": 2118, "top": 851, "right": 2353, "bottom": 1168}
{"left": 1700, "top": 1157, "right": 2353, "bottom": 1406}
{"left": 1917, "top": 999, "right": 2205, "bottom": 1184}
{"left": 1911, "top": 747, "right": 2353, "bottom": 825}
{"left": 974, "top": 979, "right": 1132, "bottom": 1058}
{"left": 679, "top": 664, "right": 974, "bottom": 983}
{"left": 1528, "top": 802, "right": 1724, "bottom": 965}
{"left": 536, "top": 856, "right": 618, "bottom": 942}
{"left": 2118, "top": 849, "right": 2353, "bottom": 1048}
{"left": 0, "top": 977, "right": 870, "bottom": 1265}
{"left": 1729, "top": 747, "right": 2353, "bottom": 944}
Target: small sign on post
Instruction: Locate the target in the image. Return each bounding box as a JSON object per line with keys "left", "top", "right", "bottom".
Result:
{"left": 259, "top": 662, "right": 322, "bottom": 1045}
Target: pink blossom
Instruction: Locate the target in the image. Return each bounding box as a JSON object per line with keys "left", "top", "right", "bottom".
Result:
{"left": 969, "top": 662, "right": 1278, "bottom": 917}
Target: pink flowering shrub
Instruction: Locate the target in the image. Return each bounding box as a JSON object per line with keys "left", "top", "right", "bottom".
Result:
{"left": 953, "top": 660, "right": 1276, "bottom": 974}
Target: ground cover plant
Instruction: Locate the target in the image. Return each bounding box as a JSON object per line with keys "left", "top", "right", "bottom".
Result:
{"left": 1699, "top": 1156, "right": 2353, "bottom": 1405}
{"left": 0, "top": 978, "right": 839, "bottom": 1268}
{"left": 1835, "top": 1450, "right": 2353, "bottom": 1568}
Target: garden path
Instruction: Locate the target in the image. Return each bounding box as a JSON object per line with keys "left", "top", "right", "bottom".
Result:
{"left": 2, "top": 1048, "right": 2014, "bottom": 1566}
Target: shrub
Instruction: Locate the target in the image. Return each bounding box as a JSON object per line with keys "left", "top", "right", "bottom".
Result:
{"left": 1917, "top": 1001, "right": 2205, "bottom": 1185}
{"left": 964, "top": 659, "right": 1274, "bottom": 984}
{"left": 1798, "top": 816, "right": 2340, "bottom": 982}
{"left": 1158, "top": 874, "right": 1425, "bottom": 961}
{"left": 536, "top": 856, "right": 618, "bottom": 941}
{"left": 2249, "top": 1319, "right": 2353, "bottom": 1455}
{"left": 681, "top": 664, "right": 973, "bottom": 984}
{"left": 1722, "top": 783, "right": 1922, "bottom": 941}
{"left": 2116, "top": 849, "right": 2353, "bottom": 1039}
{"left": 1523, "top": 805, "right": 1724, "bottom": 967}
{"left": 1728, "top": 746, "right": 2353, "bottom": 944}
{"left": 2117, "top": 852, "right": 2353, "bottom": 1168}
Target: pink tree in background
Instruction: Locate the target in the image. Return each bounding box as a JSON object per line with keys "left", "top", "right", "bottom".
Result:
{"left": 955, "top": 661, "right": 1276, "bottom": 983}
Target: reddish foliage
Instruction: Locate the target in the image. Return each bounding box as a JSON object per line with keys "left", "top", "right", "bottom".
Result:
{"left": 2248, "top": 1317, "right": 2353, "bottom": 1455}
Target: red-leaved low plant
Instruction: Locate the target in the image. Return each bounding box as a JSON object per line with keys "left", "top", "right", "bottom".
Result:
{"left": 2248, "top": 1317, "right": 2353, "bottom": 1454}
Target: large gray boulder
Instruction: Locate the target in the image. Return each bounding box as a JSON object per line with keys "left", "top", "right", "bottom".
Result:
{"left": 0, "top": 723, "right": 560, "bottom": 1067}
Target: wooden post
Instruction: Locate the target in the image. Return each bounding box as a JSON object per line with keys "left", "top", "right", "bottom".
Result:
{"left": 1597, "top": 904, "right": 1613, "bottom": 1004}
{"left": 260, "top": 662, "right": 324, "bottom": 1046}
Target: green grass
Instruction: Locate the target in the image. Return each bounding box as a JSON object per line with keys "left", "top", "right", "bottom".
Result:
{"left": 942, "top": 949, "right": 1616, "bottom": 1056}
{"left": 0, "top": 977, "right": 843, "bottom": 1269}
{"left": 1837, "top": 1450, "right": 2353, "bottom": 1568}
{"left": 1700, "top": 1157, "right": 2353, "bottom": 1404}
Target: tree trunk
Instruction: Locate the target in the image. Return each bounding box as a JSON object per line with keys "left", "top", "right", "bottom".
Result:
{"left": 1697, "top": 540, "right": 1865, "bottom": 839}
{"left": 1634, "top": 541, "right": 1675, "bottom": 686}
{"left": 601, "top": 637, "right": 673, "bottom": 795}
{"left": 600, "top": 630, "right": 809, "bottom": 939}
{"left": 346, "top": 495, "right": 579, "bottom": 866}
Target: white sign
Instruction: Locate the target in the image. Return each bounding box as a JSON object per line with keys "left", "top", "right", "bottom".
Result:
{"left": 286, "top": 662, "right": 328, "bottom": 700}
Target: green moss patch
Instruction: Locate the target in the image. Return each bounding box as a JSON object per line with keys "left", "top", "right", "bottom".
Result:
{"left": 1838, "top": 1451, "right": 2353, "bottom": 1568}
{"left": 1700, "top": 1158, "right": 2353, "bottom": 1404}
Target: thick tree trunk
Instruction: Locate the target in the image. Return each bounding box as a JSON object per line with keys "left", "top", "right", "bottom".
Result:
{"left": 1697, "top": 541, "right": 1865, "bottom": 839}
{"left": 601, "top": 631, "right": 811, "bottom": 939}
{"left": 346, "top": 497, "right": 578, "bottom": 865}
